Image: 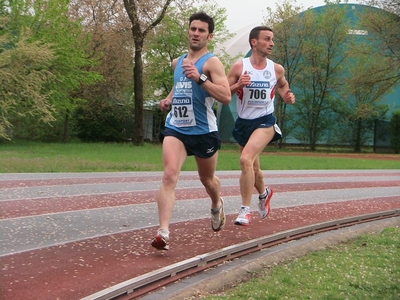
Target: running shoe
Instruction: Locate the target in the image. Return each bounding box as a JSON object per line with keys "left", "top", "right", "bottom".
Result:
{"left": 234, "top": 207, "right": 251, "bottom": 225}
{"left": 258, "top": 187, "right": 273, "bottom": 219}
{"left": 151, "top": 229, "right": 169, "bottom": 250}
{"left": 211, "top": 198, "right": 226, "bottom": 232}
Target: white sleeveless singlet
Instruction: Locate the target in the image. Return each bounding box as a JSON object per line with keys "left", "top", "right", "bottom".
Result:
{"left": 236, "top": 57, "right": 277, "bottom": 119}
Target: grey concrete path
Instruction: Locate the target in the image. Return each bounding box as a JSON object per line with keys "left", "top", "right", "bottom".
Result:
{"left": 1, "top": 175, "right": 399, "bottom": 201}
{"left": 1, "top": 170, "right": 399, "bottom": 257}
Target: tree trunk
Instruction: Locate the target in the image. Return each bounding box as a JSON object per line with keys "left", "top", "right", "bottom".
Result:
{"left": 123, "top": 0, "right": 173, "bottom": 146}
{"left": 62, "top": 110, "right": 69, "bottom": 143}
{"left": 133, "top": 44, "right": 144, "bottom": 145}
{"left": 354, "top": 119, "right": 362, "bottom": 152}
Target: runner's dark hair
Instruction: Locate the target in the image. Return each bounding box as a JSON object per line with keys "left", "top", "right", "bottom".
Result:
{"left": 189, "top": 11, "right": 215, "bottom": 34}
{"left": 249, "top": 26, "right": 273, "bottom": 48}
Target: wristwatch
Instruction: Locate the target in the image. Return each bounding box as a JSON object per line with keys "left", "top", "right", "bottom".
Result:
{"left": 198, "top": 74, "right": 208, "bottom": 85}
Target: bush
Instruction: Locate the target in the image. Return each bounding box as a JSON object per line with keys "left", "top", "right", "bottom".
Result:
{"left": 389, "top": 111, "right": 400, "bottom": 153}
{"left": 73, "top": 99, "right": 132, "bottom": 142}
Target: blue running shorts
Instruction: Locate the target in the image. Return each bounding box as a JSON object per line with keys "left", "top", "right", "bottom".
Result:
{"left": 232, "top": 114, "right": 282, "bottom": 147}
{"left": 161, "top": 128, "right": 221, "bottom": 158}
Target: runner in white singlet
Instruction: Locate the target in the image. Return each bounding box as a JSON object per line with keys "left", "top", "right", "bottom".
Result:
{"left": 227, "top": 26, "right": 296, "bottom": 226}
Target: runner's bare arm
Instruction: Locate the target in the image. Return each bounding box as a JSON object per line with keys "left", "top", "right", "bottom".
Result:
{"left": 202, "top": 57, "right": 231, "bottom": 105}
{"left": 159, "top": 59, "right": 178, "bottom": 112}
{"left": 227, "top": 61, "right": 251, "bottom": 95}
{"left": 275, "top": 63, "right": 295, "bottom": 105}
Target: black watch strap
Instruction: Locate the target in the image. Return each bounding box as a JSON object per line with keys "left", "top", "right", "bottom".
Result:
{"left": 198, "top": 74, "right": 208, "bottom": 85}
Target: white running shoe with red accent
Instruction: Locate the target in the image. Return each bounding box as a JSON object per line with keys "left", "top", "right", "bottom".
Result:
{"left": 151, "top": 229, "right": 169, "bottom": 250}
{"left": 258, "top": 187, "right": 273, "bottom": 219}
{"left": 234, "top": 207, "right": 251, "bottom": 226}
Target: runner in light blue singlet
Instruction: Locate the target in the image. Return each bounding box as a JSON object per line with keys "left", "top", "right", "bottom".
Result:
{"left": 165, "top": 52, "right": 217, "bottom": 135}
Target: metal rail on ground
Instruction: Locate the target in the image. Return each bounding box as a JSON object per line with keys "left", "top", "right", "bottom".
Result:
{"left": 81, "top": 209, "right": 400, "bottom": 300}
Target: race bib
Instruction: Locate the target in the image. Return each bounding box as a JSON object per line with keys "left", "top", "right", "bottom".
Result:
{"left": 245, "top": 81, "right": 271, "bottom": 107}
{"left": 170, "top": 95, "right": 196, "bottom": 127}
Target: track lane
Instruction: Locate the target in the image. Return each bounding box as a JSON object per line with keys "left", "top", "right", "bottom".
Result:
{"left": 0, "top": 170, "right": 399, "bottom": 300}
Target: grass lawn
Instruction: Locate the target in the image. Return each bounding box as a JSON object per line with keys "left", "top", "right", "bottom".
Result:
{"left": 1, "top": 141, "right": 399, "bottom": 173}
{"left": 204, "top": 227, "right": 400, "bottom": 299}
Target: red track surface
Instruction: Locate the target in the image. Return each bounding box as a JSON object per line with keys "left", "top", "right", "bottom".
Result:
{"left": 1, "top": 171, "right": 399, "bottom": 300}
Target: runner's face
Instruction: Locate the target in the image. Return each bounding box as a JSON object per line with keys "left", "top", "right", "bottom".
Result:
{"left": 254, "top": 30, "right": 274, "bottom": 57}
{"left": 188, "top": 20, "right": 212, "bottom": 51}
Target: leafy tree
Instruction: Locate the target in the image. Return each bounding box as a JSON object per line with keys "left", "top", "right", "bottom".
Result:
{"left": 358, "top": 0, "right": 400, "bottom": 86}
{"left": 69, "top": 0, "right": 135, "bottom": 142}
{"left": 0, "top": 18, "right": 55, "bottom": 140}
{"left": 264, "top": 0, "right": 309, "bottom": 148}
{"left": 326, "top": 3, "right": 399, "bottom": 152}
{"left": 70, "top": 0, "right": 133, "bottom": 100}
{"left": 34, "top": 0, "right": 102, "bottom": 142}
{"left": 334, "top": 20, "right": 396, "bottom": 151}
{"left": 334, "top": 54, "right": 390, "bottom": 152}
{"left": 123, "top": 0, "right": 172, "bottom": 145}
{"left": 360, "top": 0, "right": 400, "bottom": 16}
{"left": 292, "top": 2, "right": 352, "bottom": 150}
{"left": 1, "top": 0, "right": 102, "bottom": 142}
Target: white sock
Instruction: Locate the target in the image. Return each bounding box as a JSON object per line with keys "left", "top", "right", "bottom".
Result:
{"left": 158, "top": 228, "right": 169, "bottom": 236}
{"left": 260, "top": 189, "right": 268, "bottom": 199}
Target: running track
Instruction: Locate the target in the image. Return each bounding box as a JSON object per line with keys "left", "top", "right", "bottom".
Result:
{"left": 0, "top": 169, "right": 399, "bottom": 299}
